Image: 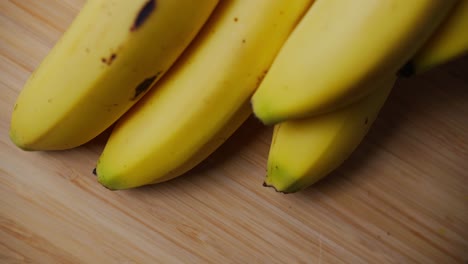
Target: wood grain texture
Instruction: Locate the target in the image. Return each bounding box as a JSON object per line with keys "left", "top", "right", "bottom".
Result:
{"left": 1, "top": 1, "right": 467, "bottom": 263}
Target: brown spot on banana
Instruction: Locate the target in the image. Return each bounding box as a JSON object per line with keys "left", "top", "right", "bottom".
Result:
{"left": 101, "top": 53, "right": 117, "bottom": 65}
{"left": 256, "top": 69, "right": 269, "bottom": 87}
{"left": 131, "top": 0, "right": 156, "bottom": 31}
{"left": 132, "top": 71, "right": 162, "bottom": 100}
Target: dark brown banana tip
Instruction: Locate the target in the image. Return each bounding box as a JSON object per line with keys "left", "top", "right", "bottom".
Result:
{"left": 397, "top": 61, "right": 415, "bottom": 78}
{"left": 262, "top": 181, "right": 290, "bottom": 194}
{"left": 92, "top": 168, "right": 97, "bottom": 176}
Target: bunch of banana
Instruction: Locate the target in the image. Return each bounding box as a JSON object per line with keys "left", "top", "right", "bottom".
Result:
{"left": 10, "top": 0, "right": 219, "bottom": 150}
{"left": 10, "top": 0, "right": 467, "bottom": 192}
{"left": 95, "top": 0, "right": 314, "bottom": 190}
{"left": 261, "top": 0, "right": 467, "bottom": 193}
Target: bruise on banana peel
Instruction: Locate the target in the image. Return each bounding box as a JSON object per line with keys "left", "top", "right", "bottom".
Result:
{"left": 256, "top": 69, "right": 269, "bottom": 87}
{"left": 101, "top": 53, "right": 117, "bottom": 65}
{"left": 132, "top": 71, "right": 161, "bottom": 100}
{"left": 131, "top": 0, "right": 156, "bottom": 31}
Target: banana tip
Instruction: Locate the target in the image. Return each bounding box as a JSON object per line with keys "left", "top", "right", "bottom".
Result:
{"left": 251, "top": 98, "right": 277, "bottom": 126}
{"left": 262, "top": 181, "right": 293, "bottom": 194}
{"left": 251, "top": 107, "right": 281, "bottom": 126}
{"left": 94, "top": 167, "right": 118, "bottom": 191}
{"left": 397, "top": 61, "right": 416, "bottom": 78}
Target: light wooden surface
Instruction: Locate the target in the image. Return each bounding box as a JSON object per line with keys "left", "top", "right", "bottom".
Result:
{"left": 1, "top": 1, "right": 468, "bottom": 263}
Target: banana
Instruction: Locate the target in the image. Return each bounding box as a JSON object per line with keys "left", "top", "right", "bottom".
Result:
{"left": 95, "top": 0, "right": 313, "bottom": 190}
{"left": 264, "top": 75, "right": 397, "bottom": 193}
{"left": 9, "top": 0, "right": 219, "bottom": 150}
{"left": 400, "top": 0, "right": 468, "bottom": 76}
{"left": 251, "top": 0, "right": 457, "bottom": 125}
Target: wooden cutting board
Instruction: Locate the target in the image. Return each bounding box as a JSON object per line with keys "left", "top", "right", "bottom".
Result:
{"left": 1, "top": 1, "right": 467, "bottom": 263}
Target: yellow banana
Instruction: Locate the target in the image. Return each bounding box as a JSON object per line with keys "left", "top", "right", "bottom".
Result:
{"left": 400, "top": 0, "right": 468, "bottom": 75}
{"left": 251, "top": 0, "right": 457, "bottom": 125}
{"left": 96, "top": 0, "right": 313, "bottom": 190}
{"left": 264, "top": 76, "right": 397, "bottom": 193}
{"left": 10, "top": 0, "right": 219, "bottom": 150}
